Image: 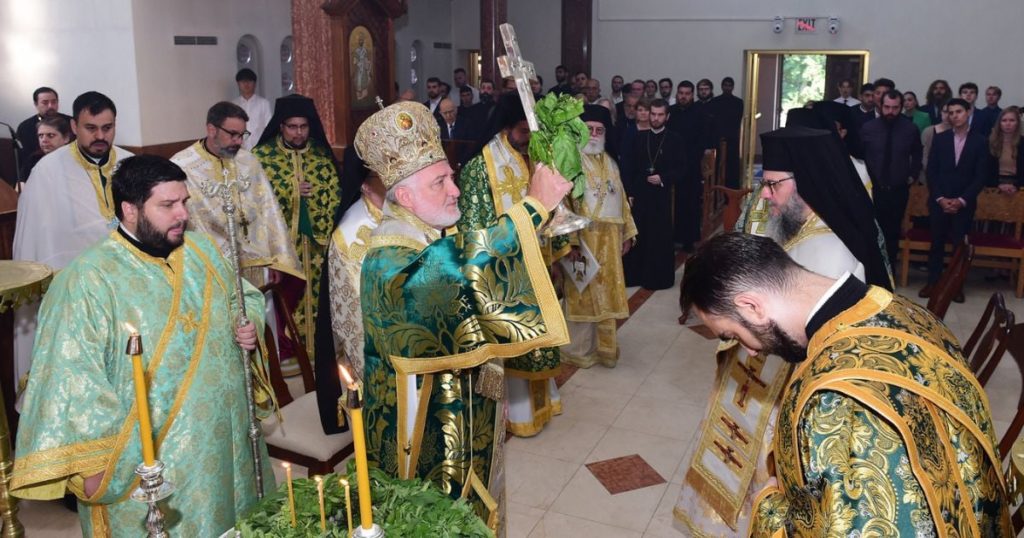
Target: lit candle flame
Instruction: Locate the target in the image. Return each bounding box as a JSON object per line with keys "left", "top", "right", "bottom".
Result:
{"left": 339, "top": 364, "right": 356, "bottom": 388}
{"left": 123, "top": 322, "right": 139, "bottom": 335}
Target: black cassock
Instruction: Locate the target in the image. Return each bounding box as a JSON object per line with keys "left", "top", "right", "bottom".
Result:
{"left": 623, "top": 128, "right": 684, "bottom": 291}
{"left": 667, "top": 103, "right": 712, "bottom": 248}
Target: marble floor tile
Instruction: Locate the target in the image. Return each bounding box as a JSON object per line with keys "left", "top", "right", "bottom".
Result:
{"left": 587, "top": 426, "right": 688, "bottom": 483}
{"left": 549, "top": 467, "right": 669, "bottom": 532}
{"left": 506, "top": 449, "right": 580, "bottom": 510}
{"left": 644, "top": 485, "right": 688, "bottom": 538}
{"left": 508, "top": 416, "right": 610, "bottom": 464}
{"left": 529, "top": 510, "right": 643, "bottom": 538}
{"left": 613, "top": 394, "right": 705, "bottom": 442}
{"left": 508, "top": 501, "right": 546, "bottom": 538}
{"left": 586, "top": 454, "right": 667, "bottom": 494}
{"left": 556, "top": 384, "right": 631, "bottom": 426}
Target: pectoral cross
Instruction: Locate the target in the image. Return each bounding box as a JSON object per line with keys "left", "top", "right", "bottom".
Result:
{"left": 713, "top": 440, "right": 744, "bottom": 470}
{"left": 731, "top": 356, "right": 768, "bottom": 410}
{"left": 497, "top": 23, "right": 539, "bottom": 132}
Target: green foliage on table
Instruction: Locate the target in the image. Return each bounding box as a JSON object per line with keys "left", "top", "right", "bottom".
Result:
{"left": 237, "top": 465, "right": 493, "bottom": 538}
{"left": 528, "top": 93, "right": 590, "bottom": 199}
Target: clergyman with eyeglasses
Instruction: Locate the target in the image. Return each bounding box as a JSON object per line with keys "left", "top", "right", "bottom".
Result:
{"left": 171, "top": 101, "right": 304, "bottom": 289}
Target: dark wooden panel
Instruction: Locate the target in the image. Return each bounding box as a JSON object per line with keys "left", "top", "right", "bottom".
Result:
{"left": 0, "top": 139, "right": 16, "bottom": 186}
{"left": 560, "top": 0, "right": 592, "bottom": 76}
{"left": 480, "top": 0, "right": 508, "bottom": 84}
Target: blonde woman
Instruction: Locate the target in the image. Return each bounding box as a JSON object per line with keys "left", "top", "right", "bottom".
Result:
{"left": 988, "top": 106, "right": 1023, "bottom": 194}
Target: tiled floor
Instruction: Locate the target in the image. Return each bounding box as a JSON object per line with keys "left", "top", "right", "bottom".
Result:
{"left": 17, "top": 266, "right": 1024, "bottom": 537}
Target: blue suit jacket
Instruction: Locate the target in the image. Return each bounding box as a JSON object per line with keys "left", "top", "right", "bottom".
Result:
{"left": 926, "top": 129, "right": 988, "bottom": 205}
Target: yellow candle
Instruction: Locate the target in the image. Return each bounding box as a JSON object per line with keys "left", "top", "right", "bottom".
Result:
{"left": 340, "top": 478, "right": 353, "bottom": 536}
{"left": 340, "top": 365, "right": 374, "bottom": 530}
{"left": 125, "top": 324, "right": 155, "bottom": 466}
{"left": 315, "top": 476, "right": 326, "bottom": 532}
{"left": 283, "top": 463, "right": 296, "bottom": 527}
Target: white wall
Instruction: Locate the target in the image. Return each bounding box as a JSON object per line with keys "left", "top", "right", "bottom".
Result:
{"left": 0, "top": 0, "right": 291, "bottom": 147}
{"left": 131, "top": 0, "right": 292, "bottom": 144}
{"left": 0, "top": 0, "right": 143, "bottom": 144}
{"left": 395, "top": 0, "right": 454, "bottom": 100}
{"left": 394, "top": 0, "right": 561, "bottom": 98}
{"left": 591, "top": 0, "right": 1024, "bottom": 107}
{"left": 508, "top": 0, "right": 561, "bottom": 89}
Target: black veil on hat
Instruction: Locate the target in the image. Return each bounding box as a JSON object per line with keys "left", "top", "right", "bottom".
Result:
{"left": 256, "top": 94, "right": 332, "bottom": 149}
{"left": 760, "top": 126, "right": 892, "bottom": 290}
{"left": 580, "top": 104, "right": 616, "bottom": 158}
{"left": 312, "top": 144, "right": 372, "bottom": 435}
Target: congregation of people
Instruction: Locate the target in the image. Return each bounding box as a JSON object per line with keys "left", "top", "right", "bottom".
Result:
{"left": 3, "top": 58, "right": 1023, "bottom": 537}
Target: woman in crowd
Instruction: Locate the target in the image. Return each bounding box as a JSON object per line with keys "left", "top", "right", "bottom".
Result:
{"left": 635, "top": 98, "right": 651, "bottom": 132}
{"left": 903, "top": 91, "right": 931, "bottom": 133}
{"left": 920, "top": 103, "right": 952, "bottom": 183}
{"left": 19, "top": 114, "right": 72, "bottom": 180}
{"left": 988, "top": 106, "right": 1023, "bottom": 193}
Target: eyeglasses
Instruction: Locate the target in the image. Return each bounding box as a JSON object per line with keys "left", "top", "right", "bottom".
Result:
{"left": 588, "top": 126, "right": 605, "bottom": 135}
{"left": 216, "top": 124, "right": 251, "bottom": 141}
{"left": 762, "top": 176, "right": 793, "bottom": 195}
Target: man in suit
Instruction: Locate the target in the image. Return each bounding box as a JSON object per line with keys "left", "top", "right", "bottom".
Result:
{"left": 860, "top": 90, "right": 922, "bottom": 265}
{"left": 423, "top": 77, "right": 443, "bottom": 114}
{"left": 921, "top": 98, "right": 987, "bottom": 298}
{"left": 436, "top": 98, "right": 473, "bottom": 166}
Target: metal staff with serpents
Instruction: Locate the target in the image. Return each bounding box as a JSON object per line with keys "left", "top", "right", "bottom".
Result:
{"left": 198, "top": 162, "right": 266, "bottom": 499}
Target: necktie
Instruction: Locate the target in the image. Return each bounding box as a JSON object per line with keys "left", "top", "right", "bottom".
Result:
{"left": 882, "top": 122, "right": 894, "bottom": 186}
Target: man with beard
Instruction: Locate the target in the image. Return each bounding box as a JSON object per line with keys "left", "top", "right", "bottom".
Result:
{"left": 171, "top": 101, "right": 303, "bottom": 288}
{"left": 15, "top": 86, "right": 70, "bottom": 171}
{"left": 252, "top": 95, "right": 342, "bottom": 358}
{"left": 920, "top": 78, "right": 952, "bottom": 125}
{"left": 667, "top": 80, "right": 712, "bottom": 250}
{"left": 675, "top": 126, "right": 891, "bottom": 537}
{"left": 658, "top": 77, "right": 675, "bottom": 105}
{"left": 609, "top": 74, "right": 625, "bottom": 104}
{"left": 12, "top": 155, "right": 274, "bottom": 536}
{"left": 457, "top": 94, "right": 572, "bottom": 437}
{"left": 860, "top": 90, "right": 923, "bottom": 265}
{"left": 13, "top": 91, "right": 134, "bottom": 408}
{"left": 561, "top": 106, "right": 637, "bottom": 368}
{"left": 623, "top": 99, "right": 683, "bottom": 291}
{"left": 696, "top": 78, "right": 714, "bottom": 105}
{"left": 423, "top": 77, "right": 444, "bottom": 114}
{"left": 679, "top": 232, "right": 1011, "bottom": 537}
{"left": 548, "top": 64, "right": 573, "bottom": 95}
{"left": 356, "top": 101, "right": 570, "bottom": 533}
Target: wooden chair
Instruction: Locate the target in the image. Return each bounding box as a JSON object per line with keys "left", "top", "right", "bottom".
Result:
{"left": 963, "top": 293, "right": 1014, "bottom": 384}
{"left": 258, "top": 283, "right": 353, "bottom": 475}
{"left": 968, "top": 188, "right": 1024, "bottom": 298}
{"left": 988, "top": 320, "right": 1024, "bottom": 460}
{"left": 925, "top": 239, "right": 974, "bottom": 320}
{"left": 897, "top": 184, "right": 932, "bottom": 287}
{"left": 710, "top": 186, "right": 753, "bottom": 233}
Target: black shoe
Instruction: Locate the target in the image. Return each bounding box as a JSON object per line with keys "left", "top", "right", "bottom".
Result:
{"left": 918, "top": 285, "right": 933, "bottom": 298}
{"left": 953, "top": 292, "right": 965, "bottom": 303}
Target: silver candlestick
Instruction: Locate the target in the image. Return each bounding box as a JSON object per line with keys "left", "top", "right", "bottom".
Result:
{"left": 130, "top": 459, "right": 174, "bottom": 538}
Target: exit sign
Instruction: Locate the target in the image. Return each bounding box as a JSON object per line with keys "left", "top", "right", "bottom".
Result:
{"left": 795, "top": 18, "right": 817, "bottom": 33}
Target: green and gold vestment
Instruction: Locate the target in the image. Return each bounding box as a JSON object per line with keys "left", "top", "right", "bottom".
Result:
{"left": 12, "top": 231, "right": 275, "bottom": 537}
{"left": 360, "top": 197, "right": 567, "bottom": 532}
{"left": 458, "top": 134, "right": 569, "bottom": 437}
{"left": 253, "top": 136, "right": 341, "bottom": 356}
{"left": 750, "top": 287, "right": 1012, "bottom": 537}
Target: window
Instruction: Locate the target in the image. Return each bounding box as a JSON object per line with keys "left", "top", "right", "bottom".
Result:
{"left": 236, "top": 34, "right": 264, "bottom": 94}
{"left": 280, "top": 36, "right": 295, "bottom": 94}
